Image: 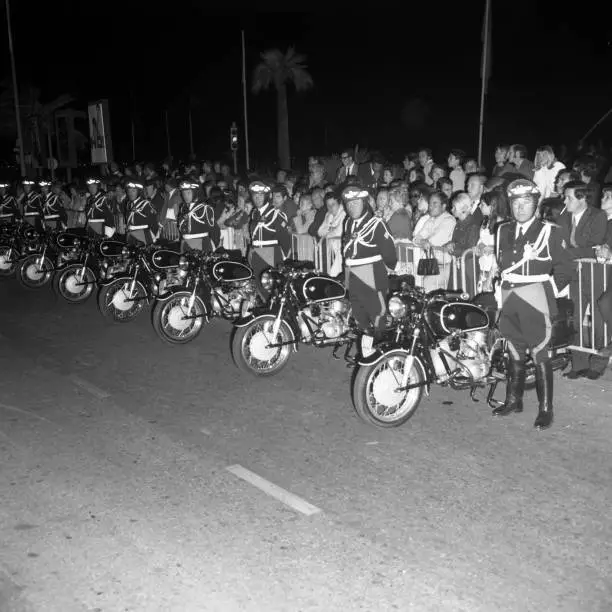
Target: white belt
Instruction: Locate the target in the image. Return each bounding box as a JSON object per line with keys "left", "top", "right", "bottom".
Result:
{"left": 0, "top": 213, "right": 14, "bottom": 218}
{"left": 182, "top": 232, "right": 209, "bottom": 239}
{"left": 44, "top": 214, "right": 60, "bottom": 220}
{"left": 345, "top": 255, "right": 382, "bottom": 267}
{"left": 253, "top": 240, "right": 278, "bottom": 247}
{"left": 24, "top": 212, "right": 39, "bottom": 217}
{"left": 502, "top": 272, "right": 551, "bottom": 284}
{"left": 128, "top": 225, "right": 148, "bottom": 230}
{"left": 88, "top": 218, "right": 104, "bottom": 223}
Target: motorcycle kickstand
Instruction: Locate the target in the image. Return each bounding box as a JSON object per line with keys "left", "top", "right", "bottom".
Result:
{"left": 342, "top": 340, "right": 357, "bottom": 367}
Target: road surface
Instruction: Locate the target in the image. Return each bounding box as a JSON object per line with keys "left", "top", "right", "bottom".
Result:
{"left": 1, "top": 281, "right": 611, "bottom": 611}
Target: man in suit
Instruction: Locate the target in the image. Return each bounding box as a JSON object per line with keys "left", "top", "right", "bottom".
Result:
{"left": 494, "top": 179, "right": 574, "bottom": 430}
{"left": 357, "top": 153, "right": 384, "bottom": 191}
{"left": 335, "top": 149, "right": 358, "bottom": 185}
{"left": 559, "top": 181, "right": 609, "bottom": 378}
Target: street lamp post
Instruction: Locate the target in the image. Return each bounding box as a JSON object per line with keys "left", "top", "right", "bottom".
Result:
{"left": 5, "top": 0, "right": 26, "bottom": 178}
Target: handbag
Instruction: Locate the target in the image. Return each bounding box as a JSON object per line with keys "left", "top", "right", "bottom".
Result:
{"left": 417, "top": 247, "right": 440, "bottom": 276}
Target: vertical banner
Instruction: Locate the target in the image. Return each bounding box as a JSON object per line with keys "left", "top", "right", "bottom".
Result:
{"left": 88, "top": 99, "right": 114, "bottom": 164}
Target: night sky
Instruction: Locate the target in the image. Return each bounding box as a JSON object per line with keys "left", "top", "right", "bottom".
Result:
{"left": 1, "top": 1, "right": 611, "bottom": 169}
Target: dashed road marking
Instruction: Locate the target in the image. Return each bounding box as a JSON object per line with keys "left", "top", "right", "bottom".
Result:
{"left": 226, "top": 464, "right": 322, "bottom": 517}
{"left": 68, "top": 374, "right": 111, "bottom": 400}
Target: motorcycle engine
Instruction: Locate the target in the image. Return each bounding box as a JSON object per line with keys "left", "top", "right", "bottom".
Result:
{"left": 431, "top": 330, "right": 491, "bottom": 382}
{"left": 212, "top": 280, "right": 257, "bottom": 316}
{"left": 299, "top": 299, "right": 350, "bottom": 343}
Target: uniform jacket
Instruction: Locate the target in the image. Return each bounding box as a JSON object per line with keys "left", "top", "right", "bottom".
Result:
{"left": 126, "top": 197, "right": 158, "bottom": 233}
{"left": 0, "top": 194, "right": 20, "bottom": 221}
{"left": 85, "top": 193, "right": 115, "bottom": 229}
{"left": 178, "top": 200, "right": 216, "bottom": 240}
{"left": 42, "top": 192, "right": 67, "bottom": 227}
{"left": 558, "top": 206, "right": 608, "bottom": 260}
{"left": 249, "top": 203, "right": 291, "bottom": 254}
{"left": 496, "top": 219, "right": 574, "bottom": 295}
{"left": 342, "top": 211, "right": 398, "bottom": 269}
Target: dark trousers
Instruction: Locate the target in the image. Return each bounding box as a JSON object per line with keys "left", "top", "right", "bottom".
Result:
{"left": 499, "top": 284, "right": 553, "bottom": 364}
{"left": 249, "top": 246, "right": 283, "bottom": 300}
{"left": 345, "top": 260, "right": 389, "bottom": 332}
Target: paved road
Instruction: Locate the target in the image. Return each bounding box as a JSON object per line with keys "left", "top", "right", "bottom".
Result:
{"left": 1, "top": 281, "right": 611, "bottom": 612}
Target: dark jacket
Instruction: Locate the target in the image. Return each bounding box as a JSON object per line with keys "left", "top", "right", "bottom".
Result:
{"left": 558, "top": 206, "right": 608, "bottom": 259}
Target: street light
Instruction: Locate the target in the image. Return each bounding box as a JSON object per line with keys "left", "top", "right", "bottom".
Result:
{"left": 4, "top": 0, "right": 26, "bottom": 178}
{"left": 230, "top": 122, "right": 238, "bottom": 174}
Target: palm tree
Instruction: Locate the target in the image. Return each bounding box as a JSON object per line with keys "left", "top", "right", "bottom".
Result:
{"left": 252, "top": 47, "right": 313, "bottom": 169}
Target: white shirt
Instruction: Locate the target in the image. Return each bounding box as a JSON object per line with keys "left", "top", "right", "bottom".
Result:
{"left": 515, "top": 216, "right": 537, "bottom": 239}
{"left": 572, "top": 207, "right": 586, "bottom": 228}
{"left": 413, "top": 211, "right": 456, "bottom": 246}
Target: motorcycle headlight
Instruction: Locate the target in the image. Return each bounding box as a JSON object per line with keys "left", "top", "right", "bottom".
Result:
{"left": 260, "top": 270, "right": 275, "bottom": 291}
{"left": 388, "top": 295, "right": 408, "bottom": 319}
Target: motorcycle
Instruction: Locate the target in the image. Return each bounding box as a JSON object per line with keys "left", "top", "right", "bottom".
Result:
{"left": 351, "top": 277, "right": 573, "bottom": 428}
{"left": 230, "top": 259, "right": 355, "bottom": 377}
{"left": 0, "top": 222, "right": 25, "bottom": 279}
{"left": 151, "top": 250, "right": 258, "bottom": 345}
{"left": 52, "top": 236, "right": 132, "bottom": 304}
{"left": 15, "top": 228, "right": 83, "bottom": 290}
{"left": 97, "top": 244, "right": 184, "bottom": 323}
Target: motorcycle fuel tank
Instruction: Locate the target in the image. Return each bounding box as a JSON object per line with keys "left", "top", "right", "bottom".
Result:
{"left": 294, "top": 274, "right": 347, "bottom": 305}
{"left": 426, "top": 299, "right": 489, "bottom": 338}
{"left": 212, "top": 260, "right": 252, "bottom": 282}
{"left": 152, "top": 249, "right": 181, "bottom": 269}
{"left": 99, "top": 240, "right": 126, "bottom": 258}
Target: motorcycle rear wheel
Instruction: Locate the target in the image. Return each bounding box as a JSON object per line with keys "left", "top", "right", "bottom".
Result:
{"left": 98, "top": 278, "right": 148, "bottom": 323}
{"left": 54, "top": 264, "right": 96, "bottom": 304}
{"left": 152, "top": 292, "right": 206, "bottom": 345}
{"left": 16, "top": 254, "right": 54, "bottom": 290}
{"left": 231, "top": 315, "right": 293, "bottom": 377}
{"left": 352, "top": 350, "right": 426, "bottom": 428}
{"left": 0, "top": 246, "right": 16, "bottom": 278}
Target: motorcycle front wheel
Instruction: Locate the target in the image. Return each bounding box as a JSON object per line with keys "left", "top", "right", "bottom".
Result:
{"left": 231, "top": 315, "right": 294, "bottom": 377}
{"left": 54, "top": 264, "right": 96, "bottom": 304}
{"left": 152, "top": 292, "right": 207, "bottom": 345}
{"left": 352, "top": 350, "right": 426, "bottom": 428}
{"left": 98, "top": 278, "right": 148, "bottom": 323}
{"left": 0, "top": 246, "right": 17, "bottom": 279}
{"left": 16, "top": 254, "right": 54, "bottom": 290}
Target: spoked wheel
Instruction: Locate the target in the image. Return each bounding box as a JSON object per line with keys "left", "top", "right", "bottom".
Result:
{"left": 98, "top": 278, "right": 148, "bottom": 323}
{"left": 230, "top": 315, "right": 294, "bottom": 377}
{"left": 54, "top": 264, "right": 97, "bottom": 304}
{"left": 151, "top": 292, "right": 207, "bottom": 345}
{"left": 16, "top": 254, "right": 54, "bottom": 289}
{"left": 352, "top": 350, "right": 426, "bottom": 428}
{"left": 0, "top": 246, "right": 17, "bottom": 279}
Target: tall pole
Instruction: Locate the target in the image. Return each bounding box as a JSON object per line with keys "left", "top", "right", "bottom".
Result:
{"left": 241, "top": 30, "right": 250, "bottom": 171}
{"left": 131, "top": 117, "right": 136, "bottom": 160}
{"left": 477, "top": 0, "right": 491, "bottom": 168}
{"left": 165, "top": 110, "right": 171, "bottom": 159}
{"left": 5, "top": 0, "right": 26, "bottom": 177}
{"left": 188, "top": 107, "right": 194, "bottom": 157}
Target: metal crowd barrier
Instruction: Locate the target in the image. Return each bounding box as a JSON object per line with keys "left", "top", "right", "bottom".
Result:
{"left": 219, "top": 227, "right": 249, "bottom": 255}
{"left": 569, "top": 258, "right": 612, "bottom": 355}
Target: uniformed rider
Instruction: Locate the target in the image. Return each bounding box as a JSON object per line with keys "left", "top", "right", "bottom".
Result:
{"left": 39, "top": 179, "right": 67, "bottom": 231}
{"left": 21, "top": 179, "right": 43, "bottom": 230}
{"left": 0, "top": 182, "right": 20, "bottom": 224}
{"left": 125, "top": 179, "right": 158, "bottom": 245}
{"left": 84, "top": 177, "right": 115, "bottom": 238}
{"left": 248, "top": 180, "right": 291, "bottom": 280}
{"left": 177, "top": 178, "right": 216, "bottom": 253}
{"left": 341, "top": 185, "right": 397, "bottom": 357}
{"left": 494, "top": 178, "right": 574, "bottom": 430}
